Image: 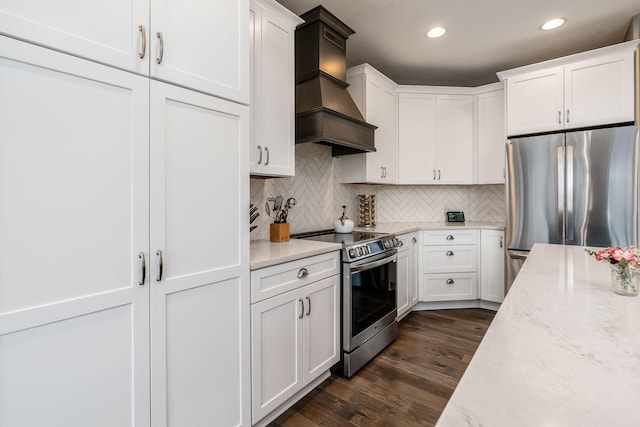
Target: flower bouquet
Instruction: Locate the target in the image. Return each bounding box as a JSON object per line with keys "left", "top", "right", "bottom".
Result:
{"left": 585, "top": 247, "right": 640, "bottom": 296}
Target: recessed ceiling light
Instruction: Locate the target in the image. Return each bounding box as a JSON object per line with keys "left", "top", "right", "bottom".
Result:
{"left": 426, "top": 26, "right": 447, "bottom": 38}
{"left": 540, "top": 18, "right": 566, "bottom": 31}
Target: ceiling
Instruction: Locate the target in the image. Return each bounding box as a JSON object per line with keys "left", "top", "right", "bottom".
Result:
{"left": 275, "top": 0, "right": 640, "bottom": 87}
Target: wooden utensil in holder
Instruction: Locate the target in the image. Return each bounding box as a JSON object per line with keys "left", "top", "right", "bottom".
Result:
{"left": 270, "top": 223, "right": 290, "bottom": 242}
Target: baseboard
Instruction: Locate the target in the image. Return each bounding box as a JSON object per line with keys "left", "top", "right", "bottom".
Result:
{"left": 411, "top": 299, "right": 500, "bottom": 312}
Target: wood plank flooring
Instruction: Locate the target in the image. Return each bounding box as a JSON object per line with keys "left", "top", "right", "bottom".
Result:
{"left": 269, "top": 309, "right": 496, "bottom": 427}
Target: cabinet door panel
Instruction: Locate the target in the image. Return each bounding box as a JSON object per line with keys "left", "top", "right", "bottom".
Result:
{"left": 0, "top": 38, "right": 149, "bottom": 426}
{"left": 396, "top": 246, "right": 411, "bottom": 318}
{"left": 506, "top": 66, "right": 563, "bottom": 136}
{"left": 423, "top": 245, "right": 477, "bottom": 273}
{"left": 150, "top": 0, "right": 249, "bottom": 103}
{"left": 251, "top": 289, "right": 303, "bottom": 423}
{"left": 150, "top": 81, "right": 249, "bottom": 426}
{"left": 436, "top": 95, "right": 474, "bottom": 184}
{"left": 478, "top": 89, "right": 506, "bottom": 184}
{"left": 480, "top": 230, "right": 505, "bottom": 303}
{"left": 366, "top": 78, "right": 397, "bottom": 183}
{"left": 0, "top": 0, "right": 149, "bottom": 73}
{"left": 421, "top": 273, "right": 477, "bottom": 301}
{"left": 304, "top": 275, "right": 340, "bottom": 382}
{"left": 398, "top": 93, "right": 437, "bottom": 184}
{"left": 564, "top": 52, "right": 635, "bottom": 129}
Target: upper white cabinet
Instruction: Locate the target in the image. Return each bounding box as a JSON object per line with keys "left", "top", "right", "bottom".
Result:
{"left": 0, "top": 0, "right": 150, "bottom": 75}
{"left": 398, "top": 89, "right": 475, "bottom": 185}
{"left": 477, "top": 84, "right": 506, "bottom": 184}
{"left": 340, "top": 64, "right": 398, "bottom": 184}
{"left": 249, "top": 0, "right": 302, "bottom": 177}
{"left": 0, "top": 0, "right": 250, "bottom": 103}
{"left": 500, "top": 41, "right": 637, "bottom": 136}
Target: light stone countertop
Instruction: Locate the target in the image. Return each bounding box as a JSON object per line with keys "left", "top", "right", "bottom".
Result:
{"left": 250, "top": 222, "right": 505, "bottom": 269}
{"left": 250, "top": 239, "right": 342, "bottom": 270}
{"left": 436, "top": 243, "right": 640, "bottom": 427}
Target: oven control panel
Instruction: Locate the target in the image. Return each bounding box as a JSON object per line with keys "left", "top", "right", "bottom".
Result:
{"left": 346, "top": 236, "right": 401, "bottom": 262}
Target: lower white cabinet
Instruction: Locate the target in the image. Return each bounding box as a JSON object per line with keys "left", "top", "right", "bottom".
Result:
{"left": 396, "top": 232, "right": 419, "bottom": 319}
{"left": 421, "top": 230, "right": 479, "bottom": 301}
{"left": 250, "top": 252, "right": 340, "bottom": 424}
{"left": 480, "top": 229, "right": 505, "bottom": 303}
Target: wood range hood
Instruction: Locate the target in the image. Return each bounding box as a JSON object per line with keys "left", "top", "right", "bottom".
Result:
{"left": 294, "top": 6, "right": 377, "bottom": 156}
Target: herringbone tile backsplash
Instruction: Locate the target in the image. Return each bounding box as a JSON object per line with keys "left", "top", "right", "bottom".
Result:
{"left": 250, "top": 143, "right": 505, "bottom": 240}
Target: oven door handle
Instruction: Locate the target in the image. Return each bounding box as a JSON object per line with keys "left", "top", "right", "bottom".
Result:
{"left": 350, "top": 251, "right": 398, "bottom": 272}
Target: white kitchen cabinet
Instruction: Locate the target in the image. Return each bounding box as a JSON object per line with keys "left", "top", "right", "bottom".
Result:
{"left": 501, "top": 43, "right": 636, "bottom": 136}
{"left": 0, "top": 0, "right": 150, "bottom": 74}
{"left": 398, "top": 90, "right": 474, "bottom": 185}
{"left": 477, "top": 85, "right": 506, "bottom": 184}
{"left": 396, "top": 232, "right": 419, "bottom": 320}
{"left": 249, "top": 0, "right": 302, "bottom": 177}
{"left": 340, "top": 63, "right": 398, "bottom": 184}
{"left": 421, "top": 229, "right": 479, "bottom": 301}
{"left": 480, "top": 229, "right": 505, "bottom": 303}
{"left": 0, "top": 36, "right": 250, "bottom": 427}
{"left": 251, "top": 253, "right": 340, "bottom": 424}
{"left": 0, "top": 36, "right": 150, "bottom": 426}
{"left": 149, "top": 81, "right": 250, "bottom": 427}
{"left": 0, "top": 0, "right": 250, "bottom": 103}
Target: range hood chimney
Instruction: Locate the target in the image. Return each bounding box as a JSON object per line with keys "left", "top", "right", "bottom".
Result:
{"left": 624, "top": 14, "right": 640, "bottom": 41}
{"left": 294, "top": 6, "right": 377, "bottom": 156}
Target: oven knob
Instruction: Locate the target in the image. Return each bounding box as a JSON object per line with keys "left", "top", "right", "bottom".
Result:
{"left": 364, "top": 246, "right": 369, "bottom": 254}
{"left": 383, "top": 240, "right": 389, "bottom": 248}
{"left": 349, "top": 249, "right": 356, "bottom": 258}
{"left": 395, "top": 238, "right": 401, "bottom": 247}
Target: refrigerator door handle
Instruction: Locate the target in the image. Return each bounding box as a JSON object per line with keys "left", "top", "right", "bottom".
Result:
{"left": 566, "top": 145, "right": 574, "bottom": 242}
{"left": 507, "top": 249, "right": 529, "bottom": 260}
{"left": 557, "top": 146, "right": 565, "bottom": 242}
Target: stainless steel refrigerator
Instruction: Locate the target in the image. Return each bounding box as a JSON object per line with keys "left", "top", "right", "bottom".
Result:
{"left": 505, "top": 125, "right": 640, "bottom": 288}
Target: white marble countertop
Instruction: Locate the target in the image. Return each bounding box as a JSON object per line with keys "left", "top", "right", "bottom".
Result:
{"left": 250, "top": 239, "right": 342, "bottom": 270}
{"left": 436, "top": 243, "right": 640, "bottom": 427}
{"left": 354, "top": 221, "right": 505, "bottom": 235}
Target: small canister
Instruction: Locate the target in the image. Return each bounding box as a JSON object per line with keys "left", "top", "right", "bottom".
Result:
{"left": 357, "top": 194, "right": 375, "bottom": 228}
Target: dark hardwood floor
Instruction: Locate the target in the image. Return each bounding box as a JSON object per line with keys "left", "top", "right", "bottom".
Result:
{"left": 269, "top": 309, "right": 496, "bottom": 427}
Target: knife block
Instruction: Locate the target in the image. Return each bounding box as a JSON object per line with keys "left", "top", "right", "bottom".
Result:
{"left": 270, "top": 223, "right": 290, "bottom": 242}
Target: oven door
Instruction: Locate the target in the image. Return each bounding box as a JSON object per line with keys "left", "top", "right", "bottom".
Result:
{"left": 343, "top": 249, "right": 398, "bottom": 352}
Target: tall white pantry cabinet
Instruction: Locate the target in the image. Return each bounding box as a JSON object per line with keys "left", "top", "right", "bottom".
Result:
{"left": 0, "top": 0, "right": 250, "bottom": 425}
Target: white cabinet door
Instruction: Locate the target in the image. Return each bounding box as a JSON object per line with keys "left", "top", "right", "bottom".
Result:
{"left": 506, "top": 66, "right": 564, "bottom": 136}
{"left": 408, "top": 234, "right": 420, "bottom": 308}
{"left": 0, "top": 0, "right": 149, "bottom": 74}
{"left": 150, "top": 0, "right": 249, "bottom": 104}
{"left": 250, "top": 0, "right": 300, "bottom": 177}
{"left": 149, "top": 81, "right": 250, "bottom": 427}
{"left": 480, "top": 230, "right": 505, "bottom": 303}
{"left": 477, "top": 89, "right": 506, "bottom": 184}
{"left": 0, "top": 37, "right": 150, "bottom": 426}
{"left": 398, "top": 92, "right": 437, "bottom": 184}
{"left": 251, "top": 288, "right": 304, "bottom": 423}
{"left": 564, "top": 52, "right": 635, "bottom": 129}
{"left": 303, "top": 276, "right": 340, "bottom": 383}
{"left": 341, "top": 65, "right": 397, "bottom": 184}
{"left": 436, "top": 94, "right": 474, "bottom": 184}
{"left": 396, "top": 245, "right": 411, "bottom": 319}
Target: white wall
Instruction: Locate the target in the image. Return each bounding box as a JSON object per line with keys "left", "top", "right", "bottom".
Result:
{"left": 250, "top": 143, "right": 505, "bottom": 240}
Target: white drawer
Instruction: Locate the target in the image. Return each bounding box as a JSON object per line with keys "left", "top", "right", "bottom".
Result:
{"left": 422, "top": 229, "right": 478, "bottom": 246}
{"left": 250, "top": 251, "right": 340, "bottom": 303}
{"left": 396, "top": 232, "right": 418, "bottom": 253}
{"left": 420, "top": 273, "right": 478, "bottom": 301}
{"left": 423, "top": 245, "right": 477, "bottom": 273}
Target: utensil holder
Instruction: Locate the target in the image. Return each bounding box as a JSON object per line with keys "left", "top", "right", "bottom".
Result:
{"left": 270, "top": 223, "right": 290, "bottom": 242}
{"left": 357, "top": 194, "right": 376, "bottom": 228}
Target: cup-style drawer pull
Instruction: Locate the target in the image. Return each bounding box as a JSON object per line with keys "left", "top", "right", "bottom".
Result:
{"left": 446, "top": 235, "right": 454, "bottom": 240}
{"left": 446, "top": 278, "right": 455, "bottom": 285}
{"left": 446, "top": 250, "right": 454, "bottom": 256}
{"left": 297, "top": 268, "right": 309, "bottom": 279}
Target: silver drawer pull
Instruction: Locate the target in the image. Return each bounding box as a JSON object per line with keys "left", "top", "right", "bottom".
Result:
{"left": 299, "top": 299, "right": 304, "bottom": 319}
{"left": 156, "top": 249, "right": 163, "bottom": 282}
{"left": 297, "top": 268, "right": 309, "bottom": 279}
{"left": 156, "top": 32, "right": 164, "bottom": 64}
{"left": 446, "top": 235, "right": 454, "bottom": 240}
{"left": 138, "top": 252, "right": 146, "bottom": 285}
{"left": 138, "top": 24, "right": 146, "bottom": 59}
{"left": 446, "top": 278, "right": 454, "bottom": 285}
{"left": 446, "top": 250, "right": 454, "bottom": 256}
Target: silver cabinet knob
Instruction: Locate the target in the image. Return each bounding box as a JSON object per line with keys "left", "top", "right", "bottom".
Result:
{"left": 297, "top": 267, "right": 309, "bottom": 279}
{"left": 412, "top": 237, "right": 417, "bottom": 244}
{"left": 446, "top": 250, "right": 454, "bottom": 256}
{"left": 446, "top": 235, "right": 454, "bottom": 240}
{"left": 446, "top": 278, "right": 454, "bottom": 285}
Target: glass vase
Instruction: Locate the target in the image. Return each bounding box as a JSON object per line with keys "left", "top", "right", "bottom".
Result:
{"left": 610, "top": 265, "right": 640, "bottom": 296}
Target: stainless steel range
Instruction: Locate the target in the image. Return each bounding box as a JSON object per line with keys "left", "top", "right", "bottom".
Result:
{"left": 293, "top": 230, "right": 401, "bottom": 377}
